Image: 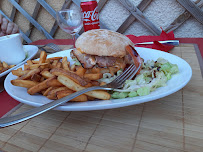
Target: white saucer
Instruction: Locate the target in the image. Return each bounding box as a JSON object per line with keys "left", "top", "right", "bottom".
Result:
{"left": 0, "top": 45, "right": 38, "bottom": 79}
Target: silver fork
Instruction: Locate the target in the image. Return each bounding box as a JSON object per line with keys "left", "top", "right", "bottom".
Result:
{"left": 37, "top": 43, "right": 62, "bottom": 53}
{"left": 0, "top": 63, "right": 141, "bottom": 128}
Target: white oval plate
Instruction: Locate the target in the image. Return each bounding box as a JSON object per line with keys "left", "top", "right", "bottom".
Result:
{"left": 0, "top": 45, "right": 38, "bottom": 79}
{"left": 4, "top": 47, "right": 192, "bottom": 111}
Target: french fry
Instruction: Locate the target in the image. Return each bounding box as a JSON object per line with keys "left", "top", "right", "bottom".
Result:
{"left": 40, "top": 63, "right": 50, "bottom": 69}
{"left": 90, "top": 80, "right": 100, "bottom": 86}
{"left": 24, "top": 64, "right": 30, "bottom": 70}
{"left": 43, "top": 87, "right": 53, "bottom": 96}
{"left": 40, "top": 76, "right": 45, "bottom": 82}
{"left": 19, "top": 68, "right": 41, "bottom": 80}
{"left": 91, "top": 68, "right": 101, "bottom": 74}
{"left": 27, "top": 60, "right": 33, "bottom": 65}
{"left": 51, "top": 60, "right": 58, "bottom": 68}
{"left": 76, "top": 66, "right": 86, "bottom": 77}
{"left": 100, "top": 82, "right": 107, "bottom": 86}
{"left": 56, "top": 62, "right": 62, "bottom": 68}
{"left": 109, "top": 67, "right": 119, "bottom": 76}
{"left": 27, "top": 76, "right": 56, "bottom": 95}
{"left": 57, "top": 75, "right": 111, "bottom": 100}
{"left": 31, "top": 73, "right": 41, "bottom": 82}
{"left": 84, "top": 73, "right": 102, "bottom": 80}
{"left": 39, "top": 51, "right": 47, "bottom": 64}
{"left": 87, "top": 68, "right": 109, "bottom": 74}
{"left": 2, "top": 62, "right": 9, "bottom": 68}
{"left": 62, "top": 57, "right": 70, "bottom": 71}
{"left": 12, "top": 70, "right": 29, "bottom": 76}
{"left": 70, "top": 64, "right": 76, "bottom": 71}
{"left": 87, "top": 96, "right": 95, "bottom": 101}
{"left": 32, "top": 60, "right": 39, "bottom": 64}
{"left": 47, "top": 57, "right": 62, "bottom": 61}
{"left": 29, "top": 64, "right": 40, "bottom": 69}
{"left": 0, "top": 61, "right": 15, "bottom": 73}
{"left": 41, "top": 68, "right": 50, "bottom": 72}
{"left": 50, "top": 68, "right": 88, "bottom": 86}
{"left": 46, "top": 87, "right": 70, "bottom": 99}
{"left": 46, "top": 78, "right": 64, "bottom": 87}
{"left": 11, "top": 80, "right": 39, "bottom": 88}
{"left": 84, "top": 83, "right": 93, "bottom": 87}
{"left": 29, "top": 63, "right": 49, "bottom": 70}
{"left": 9, "top": 65, "right": 15, "bottom": 68}
{"left": 17, "top": 67, "right": 22, "bottom": 71}
{"left": 45, "top": 59, "right": 51, "bottom": 64}
{"left": 56, "top": 90, "right": 88, "bottom": 102}
{"left": 10, "top": 53, "right": 112, "bottom": 101}
{"left": 1, "top": 68, "right": 9, "bottom": 73}
{"left": 41, "top": 70, "right": 54, "bottom": 79}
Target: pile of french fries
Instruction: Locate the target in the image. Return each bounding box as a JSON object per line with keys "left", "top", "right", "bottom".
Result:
{"left": 0, "top": 60, "right": 15, "bottom": 74}
{"left": 11, "top": 51, "right": 111, "bottom": 102}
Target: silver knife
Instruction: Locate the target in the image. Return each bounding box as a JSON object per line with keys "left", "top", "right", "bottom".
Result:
{"left": 135, "top": 40, "right": 179, "bottom": 46}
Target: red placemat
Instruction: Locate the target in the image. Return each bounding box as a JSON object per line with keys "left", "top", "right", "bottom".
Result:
{"left": 177, "top": 38, "right": 203, "bottom": 58}
{"left": 127, "top": 30, "right": 175, "bottom": 52}
{"left": 0, "top": 91, "right": 19, "bottom": 118}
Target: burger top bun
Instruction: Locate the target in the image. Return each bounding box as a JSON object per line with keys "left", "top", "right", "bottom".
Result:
{"left": 75, "top": 29, "right": 134, "bottom": 58}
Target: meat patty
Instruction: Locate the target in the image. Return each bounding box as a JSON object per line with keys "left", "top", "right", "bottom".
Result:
{"left": 95, "top": 56, "right": 117, "bottom": 67}
{"left": 72, "top": 49, "right": 96, "bottom": 68}
{"left": 72, "top": 49, "right": 133, "bottom": 69}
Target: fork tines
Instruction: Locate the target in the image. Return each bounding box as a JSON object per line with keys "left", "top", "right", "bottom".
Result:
{"left": 116, "top": 65, "right": 137, "bottom": 85}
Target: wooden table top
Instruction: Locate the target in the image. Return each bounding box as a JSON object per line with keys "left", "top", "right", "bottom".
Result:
{"left": 0, "top": 44, "right": 202, "bottom": 152}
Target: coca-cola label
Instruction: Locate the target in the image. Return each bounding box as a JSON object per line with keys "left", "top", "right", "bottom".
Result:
{"left": 81, "top": 0, "right": 100, "bottom": 31}
{"left": 82, "top": 6, "right": 99, "bottom": 22}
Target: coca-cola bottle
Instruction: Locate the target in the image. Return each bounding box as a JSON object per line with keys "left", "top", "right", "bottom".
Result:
{"left": 80, "top": 0, "right": 100, "bottom": 32}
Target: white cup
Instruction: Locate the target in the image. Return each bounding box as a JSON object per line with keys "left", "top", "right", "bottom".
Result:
{"left": 0, "top": 33, "right": 25, "bottom": 65}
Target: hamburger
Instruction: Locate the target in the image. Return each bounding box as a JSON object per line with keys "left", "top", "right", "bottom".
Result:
{"left": 72, "top": 29, "right": 141, "bottom": 73}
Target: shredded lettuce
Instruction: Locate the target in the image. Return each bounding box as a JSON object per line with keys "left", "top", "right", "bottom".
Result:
{"left": 98, "top": 69, "right": 123, "bottom": 84}
{"left": 159, "top": 61, "right": 179, "bottom": 80}
{"left": 103, "top": 57, "right": 179, "bottom": 99}
{"left": 128, "top": 91, "right": 138, "bottom": 97}
{"left": 111, "top": 92, "right": 129, "bottom": 99}
{"left": 137, "top": 87, "right": 150, "bottom": 96}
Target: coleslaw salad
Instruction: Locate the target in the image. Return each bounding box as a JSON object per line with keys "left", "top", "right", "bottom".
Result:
{"left": 99, "top": 57, "right": 179, "bottom": 99}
